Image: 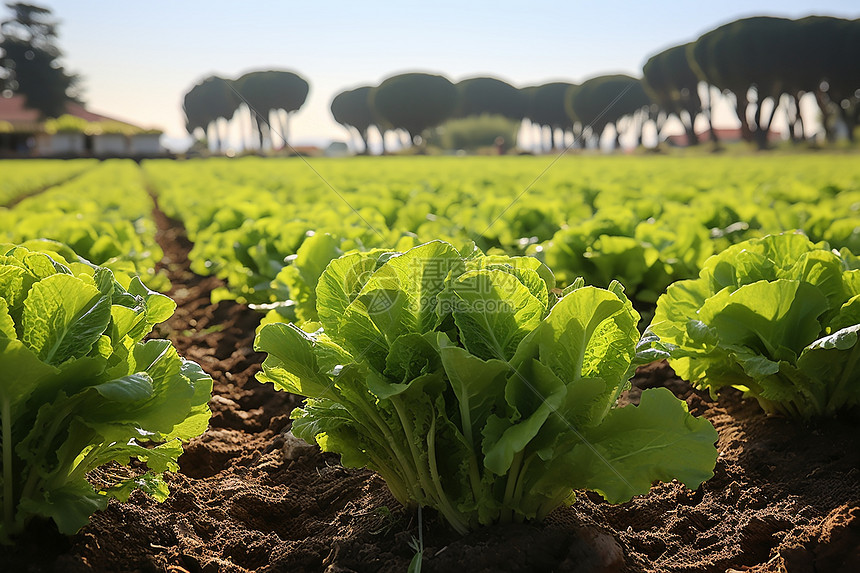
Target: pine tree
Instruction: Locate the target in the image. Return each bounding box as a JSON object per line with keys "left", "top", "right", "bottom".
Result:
{"left": 0, "top": 3, "right": 81, "bottom": 118}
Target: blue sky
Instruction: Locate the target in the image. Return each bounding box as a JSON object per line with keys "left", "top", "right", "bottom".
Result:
{"left": 35, "top": 1, "right": 860, "bottom": 147}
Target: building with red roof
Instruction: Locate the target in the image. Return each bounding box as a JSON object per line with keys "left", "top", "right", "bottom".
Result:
{"left": 0, "top": 94, "right": 163, "bottom": 157}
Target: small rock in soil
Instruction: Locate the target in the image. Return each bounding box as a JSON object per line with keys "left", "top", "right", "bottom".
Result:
{"left": 281, "top": 430, "right": 318, "bottom": 461}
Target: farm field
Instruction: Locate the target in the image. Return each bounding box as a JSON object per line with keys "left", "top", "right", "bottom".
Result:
{"left": 2, "top": 154, "right": 860, "bottom": 572}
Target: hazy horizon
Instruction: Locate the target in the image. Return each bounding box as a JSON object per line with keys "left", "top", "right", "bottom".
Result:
{"left": 28, "top": 1, "right": 860, "bottom": 150}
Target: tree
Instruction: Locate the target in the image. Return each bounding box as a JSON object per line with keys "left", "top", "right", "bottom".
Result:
{"left": 805, "top": 17, "right": 860, "bottom": 142}
{"left": 643, "top": 43, "right": 708, "bottom": 145}
{"left": 454, "top": 76, "right": 526, "bottom": 120}
{"left": 0, "top": 2, "right": 80, "bottom": 118}
{"left": 182, "top": 75, "right": 239, "bottom": 152}
{"left": 688, "top": 17, "right": 798, "bottom": 149}
{"left": 234, "top": 69, "right": 309, "bottom": 150}
{"left": 775, "top": 17, "right": 828, "bottom": 142}
{"left": 370, "top": 72, "right": 458, "bottom": 146}
{"left": 568, "top": 75, "right": 651, "bottom": 149}
{"left": 526, "top": 82, "right": 577, "bottom": 151}
{"left": 182, "top": 89, "right": 208, "bottom": 142}
{"left": 835, "top": 20, "right": 860, "bottom": 140}
{"left": 331, "top": 86, "right": 377, "bottom": 153}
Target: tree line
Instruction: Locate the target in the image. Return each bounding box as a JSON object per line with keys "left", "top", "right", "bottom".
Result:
{"left": 1, "top": 3, "right": 856, "bottom": 152}
{"left": 184, "top": 70, "right": 652, "bottom": 154}
{"left": 683, "top": 16, "right": 859, "bottom": 147}
{"left": 329, "top": 15, "right": 858, "bottom": 152}
{"left": 330, "top": 75, "right": 653, "bottom": 154}
{"left": 182, "top": 71, "right": 309, "bottom": 152}
{"left": 180, "top": 14, "right": 858, "bottom": 152}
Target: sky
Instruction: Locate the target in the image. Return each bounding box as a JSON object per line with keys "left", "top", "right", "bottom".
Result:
{"left": 29, "top": 0, "right": 860, "bottom": 150}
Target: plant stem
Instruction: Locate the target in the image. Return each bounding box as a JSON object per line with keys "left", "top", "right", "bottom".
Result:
{"left": 535, "top": 490, "right": 569, "bottom": 521}
{"left": 511, "top": 453, "right": 533, "bottom": 510}
{"left": 499, "top": 450, "right": 524, "bottom": 524}
{"left": 351, "top": 396, "right": 424, "bottom": 502}
{"left": 417, "top": 504, "right": 424, "bottom": 551}
{"left": 390, "top": 397, "right": 439, "bottom": 501}
{"left": 426, "top": 416, "right": 469, "bottom": 534}
{"left": 19, "top": 403, "right": 73, "bottom": 507}
{"left": 2, "top": 398, "right": 13, "bottom": 536}
{"left": 367, "top": 452, "right": 410, "bottom": 506}
{"left": 456, "top": 398, "right": 485, "bottom": 507}
{"left": 465, "top": 451, "right": 483, "bottom": 515}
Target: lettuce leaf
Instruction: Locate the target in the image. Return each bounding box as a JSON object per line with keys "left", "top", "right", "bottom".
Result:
{"left": 256, "top": 240, "right": 718, "bottom": 533}
{"left": 0, "top": 244, "right": 211, "bottom": 542}
{"left": 650, "top": 232, "right": 860, "bottom": 418}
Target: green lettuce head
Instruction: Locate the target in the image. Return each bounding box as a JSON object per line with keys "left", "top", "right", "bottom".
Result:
{"left": 0, "top": 243, "right": 212, "bottom": 542}
{"left": 255, "top": 240, "right": 718, "bottom": 533}
{"left": 650, "top": 232, "right": 860, "bottom": 419}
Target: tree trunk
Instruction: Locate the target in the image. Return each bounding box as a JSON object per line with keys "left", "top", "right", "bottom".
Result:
{"left": 239, "top": 106, "right": 250, "bottom": 151}
{"left": 814, "top": 89, "right": 836, "bottom": 142}
{"left": 785, "top": 94, "right": 797, "bottom": 142}
{"left": 752, "top": 96, "right": 765, "bottom": 148}
{"left": 572, "top": 122, "right": 583, "bottom": 148}
{"left": 273, "top": 110, "right": 283, "bottom": 149}
{"left": 261, "top": 118, "right": 271, "bottom": 151}
{"left": 208, "top": 122, "right": 220, "bottom": 153}
{"left": 249, "top": 113, "right": 262, "bottom": 150}
{"left": 636, "top": 111, "right": 645, "bottom": 148}
{"left": 794, "top": 93, "right": 806, "bottom": 142}
{"left": 377, "top": 125, "right": 387, "bottom": 154}
{"left": 701, "top": 84, "right": 719, "bottom": 145}
{"left": 840, "top": 106, "right": 857, "bottom": 143}
{"left": 753, "top": 95, "right": 777, "bottom": 150}
{"left": 219, "top": 118, "right": 230, "bottom": 153}
{"left": 653, "top": 110, "right": 667, "bottom": 143}
{"left": 736, "top": 92, "right": 753, "bottom": 143}
{"left": 815, "top": 89, "right": 836, "bottom": 143}
{"left": 279, "top": 111, "right": 291, "bottom": 150}
{"left": 359, "top": 128, "right": 369, "bottom": 155}
{"left": 680, "top": 109, "right": 698, "bottom": 146}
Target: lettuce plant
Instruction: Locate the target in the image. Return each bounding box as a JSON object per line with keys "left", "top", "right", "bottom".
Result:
{"left": 649, "top": 232, "right": 860, "bottom": 418}
{"left": 538, "top": 214, "right": 712, "bottom": 303}
{"left": 0, "top": 243, "right": 212, "bottom": 542}
{"left": 255, "top": 240, "right": 718, "bottom": 534}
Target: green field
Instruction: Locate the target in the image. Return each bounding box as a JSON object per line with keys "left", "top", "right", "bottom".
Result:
{"left": 6, "top": 154, "right": 859, "bottom": 308}
{"left": 3, "top": 153, "right": 860, "bottom": 562}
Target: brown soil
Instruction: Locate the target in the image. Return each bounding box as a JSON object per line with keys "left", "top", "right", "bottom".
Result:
{"left": 3, "top": 210, "right": 858, "bottom": 573}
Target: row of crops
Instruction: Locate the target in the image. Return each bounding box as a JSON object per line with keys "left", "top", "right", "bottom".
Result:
{"left": 1, "top": 160, "right": 165, "bottom": 290}
{"left": 144, "top": 155, "right": 860, "bottom": 310}
{"left": 7, "top": 156, "right": 856, "bottom": 314}
{"left": 2, "top": 155, "right": 860, "bottom": 547}
{"left": 4, "top": 155, "right": 859, "bottom": 317}
{"left": 0, "top": 159, "right": 97, "bottom": 206}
